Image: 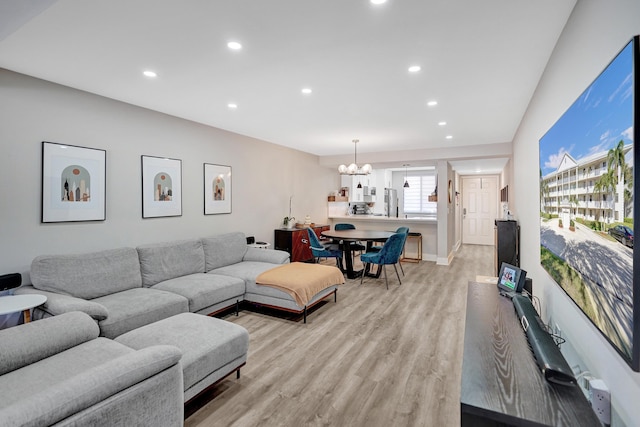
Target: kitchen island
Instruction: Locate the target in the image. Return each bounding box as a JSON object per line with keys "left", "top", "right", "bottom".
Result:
{"left": 327, "top": 215, "right": 436, "bottom": 261}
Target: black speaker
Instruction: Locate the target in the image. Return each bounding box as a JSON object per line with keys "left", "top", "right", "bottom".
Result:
{"left": 524, "top": 277, "right": 533, "bottom": 295}
{"left": 495, "top": 220, "right": 519, "bottom": 275}
{"left": 0, "top": 273, "right": 21, "bottom": 291}
{"left": 512, "top": 294, "right": 576, "bottom": 386}
{"left": 246, "top": 236, "right": 255, "bottom": 244}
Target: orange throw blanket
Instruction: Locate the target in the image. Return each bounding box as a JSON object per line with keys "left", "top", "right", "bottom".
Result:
{"left": 256, "top": 262, "right": 345, "bottom": 307}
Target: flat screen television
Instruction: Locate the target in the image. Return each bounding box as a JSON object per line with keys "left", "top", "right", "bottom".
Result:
{"left": 539, "top": 36, "right": 639, "bottom": 371}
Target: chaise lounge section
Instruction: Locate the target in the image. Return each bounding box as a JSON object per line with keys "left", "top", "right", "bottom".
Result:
{"left": 115, "top": 312, "right": 249, "bottom": 403}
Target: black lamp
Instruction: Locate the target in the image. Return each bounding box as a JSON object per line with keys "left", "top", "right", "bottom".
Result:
{"left": 403, "top": 164, "right": 410, "bottom": 188}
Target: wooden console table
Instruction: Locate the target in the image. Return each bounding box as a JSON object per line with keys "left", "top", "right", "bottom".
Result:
{"left": 460, "top": 281, "right": 600, "bottom": 426}
{"left": 274, "top": 225, "right": 329, "bottom": 262}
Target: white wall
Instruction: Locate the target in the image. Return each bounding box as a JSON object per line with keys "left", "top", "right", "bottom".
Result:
{"left": 512, "top": 1, "right": 640, "bottom": 425}
{"left": 0, "top": 69, "right": 337, "bottom": 283}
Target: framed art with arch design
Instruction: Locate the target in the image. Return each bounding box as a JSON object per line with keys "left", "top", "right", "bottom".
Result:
{"left": 41, "top": 141, "right": 106, "bottom": 223}
{"left": 141, "top": 155, "right": 182, "bottom": 218}
{"left": 204, "top": 163, "right": 232, "bottom": 215}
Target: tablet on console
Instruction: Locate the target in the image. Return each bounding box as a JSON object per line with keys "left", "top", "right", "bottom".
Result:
{"left": 497, "top": 262, "right": 527, "bottom": 295}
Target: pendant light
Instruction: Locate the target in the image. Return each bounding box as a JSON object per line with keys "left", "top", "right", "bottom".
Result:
{"left": 338, "top": 139, "right": 372, "bottom": 176}
{"left": 403, "top": 164, "right": 410, "bottom": 188}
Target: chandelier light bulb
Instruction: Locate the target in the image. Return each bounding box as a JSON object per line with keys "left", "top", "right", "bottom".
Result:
{"left": 338, "top": 164, "right": 348, "bottom": 174}
{"left": 347, "top": 163, "right": 358, "bottom": 174}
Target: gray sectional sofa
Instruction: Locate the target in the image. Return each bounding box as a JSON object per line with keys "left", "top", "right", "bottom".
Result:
{"left": 5, "top": 231, "right": 347, "bottom": 425}
{"left": 0, "top": 311, "right": 184, "bottom": 427}
{"left": 16, "top": 232, "right": 291, "bottom": 339}
{"left": 3, "top": 231, "right": 295, "bottom": 426}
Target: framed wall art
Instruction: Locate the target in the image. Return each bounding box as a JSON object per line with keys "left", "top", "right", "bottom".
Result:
{"left": 204, "top": 163, "right": 232, "bottom": 215}
{"left": 41, "top": 141, "right": 106, "bottom": 223}
{"left": 141, "top": 155, "right": 182, "bottom": 218}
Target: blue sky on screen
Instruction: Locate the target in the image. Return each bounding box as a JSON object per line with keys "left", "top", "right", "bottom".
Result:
{"left": 540, "top": 40, "right": 634, "bottom": 175}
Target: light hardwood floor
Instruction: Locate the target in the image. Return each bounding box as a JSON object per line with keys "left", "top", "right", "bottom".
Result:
{"left": 185, "top": 244, "right": 494, "bottom": 427}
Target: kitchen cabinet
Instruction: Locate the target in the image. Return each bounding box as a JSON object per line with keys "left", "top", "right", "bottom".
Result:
{"left": 341, "top": 172, "right": 376, "bottom": 202}
{"left": 274, "top": 225, "right": 330, "bottom": 262}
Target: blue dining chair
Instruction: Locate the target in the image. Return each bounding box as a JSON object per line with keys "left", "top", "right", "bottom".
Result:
{"left": 366, "top": 227, "right": 409, "bottom": 274}
{"left": 360, "top": 233, "right": 405, "bottom": 289}
{"left": 307, "top": 228, "right": 343, "bottom": 267}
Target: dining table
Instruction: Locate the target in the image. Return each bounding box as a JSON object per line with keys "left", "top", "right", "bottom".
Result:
{"left": 321, "top": 229, "right": 395, "bottom": 279}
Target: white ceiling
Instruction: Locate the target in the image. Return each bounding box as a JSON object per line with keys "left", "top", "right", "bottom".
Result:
{"left": 0, "top": 0, "right": 576, "bottom": 172}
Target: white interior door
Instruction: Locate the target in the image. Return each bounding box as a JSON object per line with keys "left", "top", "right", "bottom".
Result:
{"left": 462, "top": 176, "right": 498, "bottom": 245}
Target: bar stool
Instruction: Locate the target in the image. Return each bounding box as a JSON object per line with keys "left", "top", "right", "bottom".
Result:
{"left": 401, "top": 232, "right": 422, "bottom": 263}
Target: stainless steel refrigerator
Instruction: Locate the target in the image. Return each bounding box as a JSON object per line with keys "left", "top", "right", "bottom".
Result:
{"left": 384, "top": 188, "right": 398, "bottom": 217}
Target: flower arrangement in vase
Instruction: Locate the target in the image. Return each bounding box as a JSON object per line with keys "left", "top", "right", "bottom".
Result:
{"left": 283, "top": 216, "right": 295, "bottom": 229}
{"left": 283, "top": 195, "right": 295, "bottom": 229}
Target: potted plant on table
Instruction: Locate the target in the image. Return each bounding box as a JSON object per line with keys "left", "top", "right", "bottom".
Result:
{"left": 283, "top": 216, "right": 295, "bottom": 229}
{"left": 283, "top": 195, "right": 295, "bottom": 229}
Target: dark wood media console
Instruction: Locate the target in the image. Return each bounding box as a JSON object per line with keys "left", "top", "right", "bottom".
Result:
{"left": 460, "top": 281, "right": 600, "bottom": 426}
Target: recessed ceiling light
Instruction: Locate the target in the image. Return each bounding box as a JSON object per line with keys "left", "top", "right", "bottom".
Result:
{"left": 143, "top": 70, "right": 157, "bottom": 78}
{"left": 227, "top": 41, "right": 242, "bottom": 50}
{"left": 301, "top": 88, "right": 312, "bottom": 95}
{"left": 427, "top": 100, "right": 438, "bottom": 107}
{"left": 228, "top": 103, "right": 238, "bottom": 109}
{"left": 446, "top": 135, "right": 453, "bottom": 140}
{"left": 371, "top": 0, "right": 387, "bottom": 4}
{"left": 408, "top": 65, "right": 421, "bottom": 73}
{"left": 438, "top": 121, "right": 447, "bottom": 126}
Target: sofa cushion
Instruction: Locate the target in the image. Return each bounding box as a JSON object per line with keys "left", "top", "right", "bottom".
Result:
{"left": 30, "top": 247, "right": 142, "bottom": 299}
{"left": 202, "top": 232, "right": 248, "bottom": 271}
{"left": 92, "top": 288, "right": 189, "bottom": 338}
{"left": 0, "top": 337, "right": 133, "bottom": 410}
{"left": 0, "top": 311, "right": 99, "bottom": 376}
{"left": 151, "top": 273, "right": 245, "bottom": 313}
{"left": 137, "top": 239, "right": 205, "bottom": 287}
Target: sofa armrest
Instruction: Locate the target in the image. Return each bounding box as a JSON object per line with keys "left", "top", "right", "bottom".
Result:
{"left": 0, "top": 311, "right": 99, "bottom": 375}
{"left": 0, "top": 345, "right": 183, "bottom": 427}
{"left": 14, "top": 285, "right": 108, "bottom": 321}
{"left": 243, "top": 247, "right": 290, "bottom": 264}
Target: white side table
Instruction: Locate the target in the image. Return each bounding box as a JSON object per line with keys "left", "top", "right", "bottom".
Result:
{"left": 0, "top": 294, "right": 47, "bottom": 323}
{"left": 248, "top": 242, "right": 271, "bottom": 249}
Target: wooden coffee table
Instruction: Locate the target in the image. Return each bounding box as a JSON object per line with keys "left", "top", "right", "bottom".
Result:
{"left": 0, "top": 294, "right": 47, "bottom": 323}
